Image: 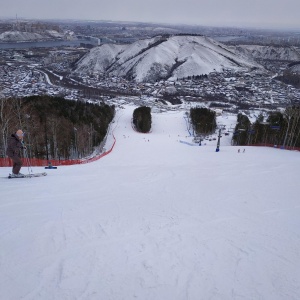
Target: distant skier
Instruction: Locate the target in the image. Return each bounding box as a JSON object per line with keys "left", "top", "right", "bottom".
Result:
{"left": 238, "top": 149, "right": 240, "bottom": 153}
{"left": 6, "top": 129, "right": 26, "bottom": 177}
{"left": 243, "top": 149, "right": 246, "bottom": 153}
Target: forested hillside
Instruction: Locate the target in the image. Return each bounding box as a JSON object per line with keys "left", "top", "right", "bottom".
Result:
{"left": 232, "top": 106, "right": 300, "bottom": 148}
{"left": 0, "top": 96, "right": 115, "bottom": 159}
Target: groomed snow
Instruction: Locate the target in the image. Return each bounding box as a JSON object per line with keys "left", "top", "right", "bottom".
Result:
{"left": 1, "top": 105, "right": 300, "bottom": 300}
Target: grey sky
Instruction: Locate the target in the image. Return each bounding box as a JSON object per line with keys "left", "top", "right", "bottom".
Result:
{"left": 1, "top": 0, "right": 300, "bottom": 29}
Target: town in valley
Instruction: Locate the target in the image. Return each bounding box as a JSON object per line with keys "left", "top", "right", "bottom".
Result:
{"left": 1, "top": 19, "right": 300, "bottom": 116}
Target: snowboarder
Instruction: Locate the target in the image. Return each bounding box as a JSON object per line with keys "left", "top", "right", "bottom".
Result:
{"left": 6, "top": 129, "right": 26, "bottom": 177}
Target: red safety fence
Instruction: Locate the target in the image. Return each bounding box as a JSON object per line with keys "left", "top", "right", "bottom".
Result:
{"left": 248, "top": 143, "right": 300, "bottom": 151}
{"left": 0, "top": 135, "right": 116, "bottom": 167}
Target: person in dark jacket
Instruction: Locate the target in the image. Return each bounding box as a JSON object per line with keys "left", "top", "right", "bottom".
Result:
{"left": 6, "top": 129, "right": 26, "bottom": 177}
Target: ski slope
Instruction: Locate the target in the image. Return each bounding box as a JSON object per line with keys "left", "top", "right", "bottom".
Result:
{"left": 1, "top": 105, "right": 300, "bottom": 300}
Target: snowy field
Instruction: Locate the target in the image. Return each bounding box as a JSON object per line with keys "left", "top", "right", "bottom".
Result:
{"left": 1, "top": 105, "right": 300, "bottom": 300}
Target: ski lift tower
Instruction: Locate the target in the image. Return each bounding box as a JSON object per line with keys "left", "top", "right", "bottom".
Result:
{"left": 216, "top": 124, "right": 225, "bottom": 152}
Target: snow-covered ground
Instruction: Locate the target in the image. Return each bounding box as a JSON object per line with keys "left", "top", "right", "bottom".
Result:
{"left": 235, "top": 45, "right": 300, "bottom": 61}
{"left": 75, "top": 35, "right": 260, "bottom": 82}
{"left": 1, "top": 105, "right": 300, "bottom": 300}
{"left": 0, "top": 30, "right": 64, "bottom": 42}
{"left": 0, "top": 31, "right": 44, "bottom": 42}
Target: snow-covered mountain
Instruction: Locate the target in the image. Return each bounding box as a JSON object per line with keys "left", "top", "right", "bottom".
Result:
{"left": 235, "top": 45, "right": 300, "bottom": 61}
{"left": 290, "top": 63, "right": 300, "bottom": 74}
{"left": 0, "top": 30, "right": 64, "bottom": 42}
{"left": 0, "top": 31, "right": 44, "bottom": 41}
{"left": 75, "top": 35, "right": 261, "bottom": 82}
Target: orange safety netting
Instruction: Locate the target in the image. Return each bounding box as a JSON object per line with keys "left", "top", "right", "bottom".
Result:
{"left": 0, "top": 135, "right": 116, "bottom": 167}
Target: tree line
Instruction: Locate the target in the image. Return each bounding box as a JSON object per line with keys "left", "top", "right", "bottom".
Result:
{"left": 232, "top": 106, "right": 300, "bottom": 148}
{"left": 190, "top": 107, "right": 217, "bottom": 135}
{"left": 0, "top": 96, "right": 115, "bottom": 160}
{"left": 133, "top": 106, "right": 152, "bottom": 133}
{"left": 275, "top": 70, "right": 300, "bottom": 88}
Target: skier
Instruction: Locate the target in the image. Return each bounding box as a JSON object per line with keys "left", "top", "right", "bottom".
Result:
{"left": 6, "top": 129, "right": 26, "bottom": 177}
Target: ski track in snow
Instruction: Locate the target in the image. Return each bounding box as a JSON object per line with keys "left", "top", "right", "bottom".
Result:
{"left": 1, "top": 105, "right": 300, "bottom": 300}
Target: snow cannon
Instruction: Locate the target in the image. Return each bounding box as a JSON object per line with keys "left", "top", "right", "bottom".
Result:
{"left": 45, "top": 161, "right": 57, "bottom": 169}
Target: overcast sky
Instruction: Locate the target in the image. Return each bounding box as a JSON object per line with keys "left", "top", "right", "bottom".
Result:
{"left": 1, "top": 0, "right": 300, "bottom": 29}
